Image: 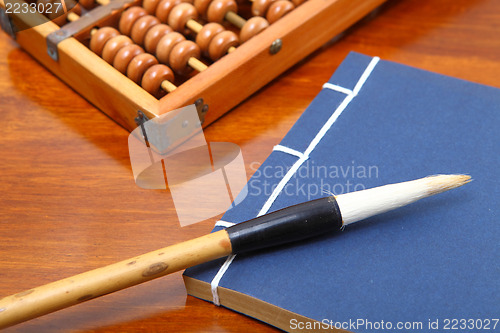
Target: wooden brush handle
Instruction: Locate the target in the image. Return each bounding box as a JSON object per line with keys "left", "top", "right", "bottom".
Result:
{"left": 0, "top": 230, "right": 232, "bottom": 329}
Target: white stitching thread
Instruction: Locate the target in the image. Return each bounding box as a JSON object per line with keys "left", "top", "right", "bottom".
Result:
{"left": 322, "top": 83, "right": 353, "bottom": 95}
{"left": 214, "top": 220, "right": 236, "bottom": 228}
{"left": 273, "top": 145, "right": 307, "bottom": 159}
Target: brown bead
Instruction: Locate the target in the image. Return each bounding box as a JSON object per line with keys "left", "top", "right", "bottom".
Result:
{"left": 266, "top": 0, "right": 294, "bottom": 24}
{"left": 142, "top": 64, "right": 175, "bottom": 98}
{"left": 251, "top": 0, "right": 275, "bottom": 16}
{"left": 207, "top": 0, "right": 237, "bottom": 23}
{"left": 196, "top": 22, "right": 224, "bottom": 56}
{"left": 102, "top": 35, "right": 133, "bottom": 64}
{"left": 113, "top": 44, "right": 144, "bottom": 74}
{"left": 79, "top": 0, "right": 95, "bottom": 9}
{"left": 142, "top": 0, "right": 161, "bottom": 14}
{"left": 167, "top": 3, "right": 198, "bottom": 34}
{"left": 127, "top": 53, "right": 159, "bottom": 83}
{"left": 208, "top": 30, "right": 238, "bottom": 61}
{"left": 291, "top": 0, "right": 305, "bottom": 6}
{"left": 155, "top": 0, "right": 182, "bottom": 23}
{"left": 169, "top": 40, "right": 201, "bottom": 74}
{"left": 89, "top": 27, "right": 120, "bottom": 56}
{"left": 130, "top": 15, "right": 160, "bottom": 45}
{"left": 119, "top": 6, "right": 147, "bottom": 35}
{"left": 144, "top": 24, "right": 173, "bottom": 54}
{"left": 156, "top": 32, "right": 185, "bottom": 64}
{"left": 240, "top": 16, "right": 268, "bottom": 43}
{"left": 193, "top": 0, "right": 210, "bottom": 17}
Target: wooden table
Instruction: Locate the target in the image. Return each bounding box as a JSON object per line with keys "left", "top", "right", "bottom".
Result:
{"left": 0, "top": 0, "right": 499, "bottom": 331}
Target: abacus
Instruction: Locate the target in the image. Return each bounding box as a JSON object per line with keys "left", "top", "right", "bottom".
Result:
{"left": 0, "top": 0, "right": 386, "bottom": 131}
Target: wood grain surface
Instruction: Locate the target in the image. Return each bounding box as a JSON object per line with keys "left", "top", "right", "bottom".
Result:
{"left": 0, "top": 0, "right": 499, "bottom": 331}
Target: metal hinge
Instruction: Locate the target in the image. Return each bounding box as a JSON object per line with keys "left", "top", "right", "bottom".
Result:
{"left": 195, "top": 98, "right": 208, "bottom": 124}
{"left": 133, "top": 101, "right": 208, "bottom": 155}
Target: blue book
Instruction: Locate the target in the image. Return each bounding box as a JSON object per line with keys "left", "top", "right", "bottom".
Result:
{"left": 183, "top": 52, "right": 500, "bottom": 332}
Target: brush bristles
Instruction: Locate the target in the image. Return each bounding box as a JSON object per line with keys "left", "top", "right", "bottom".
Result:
{"left": 423, "top": 174, "right": 471, "bottom": 196}
{"left": 335, "top": 174, "right": 471, "bottom": 225}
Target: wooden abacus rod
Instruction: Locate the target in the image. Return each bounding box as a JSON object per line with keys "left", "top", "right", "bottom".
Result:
{"left": 66, "top": 11, "right": 80, "bottom": 22}
{"left": 224, "top": 9, "right": 246, "bottom": 28}
{"left": 160, "top": 76, "right": 177, "bottom": 92}
{"left": 185, "top": 52, "right": 208, "bottom": 72}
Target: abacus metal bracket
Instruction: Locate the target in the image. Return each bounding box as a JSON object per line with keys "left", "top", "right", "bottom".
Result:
{"left": 0, "top": 8, "right": 16, "bottom": 40}
{"left": 46, "top": 0, "right": 135, "bottom": 61}
{"left": 133, "top": 103, "right": 206, "bottom": 155}
{"left": 134, "top": 110, "right": 150, "bottom": 128}
{"left": 195, "top": 98, "right": 208, "bottom": 124}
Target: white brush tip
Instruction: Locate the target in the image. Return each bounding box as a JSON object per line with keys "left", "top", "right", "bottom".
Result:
{"left": 336, "top": 174, "right": 471, "bottom": 225}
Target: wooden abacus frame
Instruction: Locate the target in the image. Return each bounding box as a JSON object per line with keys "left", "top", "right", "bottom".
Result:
{"left": 0, "top": 0, "right": 386, "bottom": 131}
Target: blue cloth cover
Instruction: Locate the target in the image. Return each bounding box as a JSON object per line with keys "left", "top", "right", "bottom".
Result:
{"left": 184, "top": 52, "right": 499, "bottom": 332}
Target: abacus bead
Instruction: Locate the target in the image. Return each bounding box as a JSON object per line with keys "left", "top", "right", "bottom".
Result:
{"left": 113, "top": 44, "right": 144, "bottom": 74}
{"left": 143, "top": 0, "right": 161, "bottom": 14}
{"left": 207, "top": 0, "right": 237, "bottom": 23}
{"left": 155, "top": 0, "right": 182, "bottom": 23}
{"left": 127, "top": 53, "right": 159, "bottom": 83}
{"left": 144, "top": 24, "right": 173, "bottom": 54}
{"left": 169, "top": 40, "right": 200, "bottom": 74}
{"left": 102, "top": 35, "right": 133, "bottom": 64}
{"left": 291, "top": 0, "right": 305, "bottom": 5}
{"left": 89, "top": 27, "right": 120, "bottom": 56}
{"left": 266, "top": 0, "right": 294, "bottom": 24}
{"left": 79, "top": 0, "right": 95, "bottom": 9}
{"left": 156, "top": 32, "right": 185, "bottom": 64}
{"left": 240, "top": 16, "right": 268, "bottom": 42}
{"left": 167, "top": 3, "right": 198, "bottom": 33}
{"left": 208, "top": 30, "right": 238, "bottom": 60}
{"left": 130, "top": 15, "right": 160, "bottom": 45}
{"left": 193, "top": 0, "right": 210, "bottom": 17}
{"left": 142, "top": 64, "right": 175, "bottom": 98}
{"left": 251, "top": 0, "right": 275, "bottom": 16}
{"left": 196, "top": 22, "right": 224, "bottom": 55}
{"left": 119, "top": 6, "right": 147, "bottom": 35}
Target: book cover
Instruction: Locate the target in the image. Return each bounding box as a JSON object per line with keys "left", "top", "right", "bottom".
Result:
{"left": 183, "top": 52, "right": 499, "bottom": 332}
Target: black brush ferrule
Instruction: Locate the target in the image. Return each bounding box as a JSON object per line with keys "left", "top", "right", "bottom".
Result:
{"left": 226, "top": 196, "right": 343, "bottom": 254}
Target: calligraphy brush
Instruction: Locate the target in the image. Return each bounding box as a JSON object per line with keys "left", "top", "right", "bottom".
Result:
{"left": 0, "top": 174, "right": 471, "bottom": 329}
